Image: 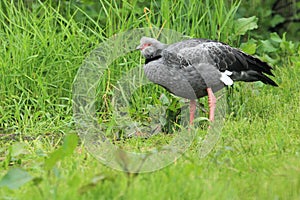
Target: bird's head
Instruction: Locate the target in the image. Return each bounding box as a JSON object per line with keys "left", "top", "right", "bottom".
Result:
{"left": 136, "top": 37, "right": 166, "bottom": 59}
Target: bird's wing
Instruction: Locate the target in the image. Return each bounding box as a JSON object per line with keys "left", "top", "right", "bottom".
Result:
{"left": 176, "top": 42, "right": 244, "bottom": 72}
{"left": 161, "top": 40, "right": 278, "bottom": 86}
{"left": 164, "top": 41, "right": 273, "bottom": 75}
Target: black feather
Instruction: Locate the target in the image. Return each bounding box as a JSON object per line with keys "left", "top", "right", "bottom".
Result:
{"left": 145, "top": 55, "right": 162, "bottom": 64}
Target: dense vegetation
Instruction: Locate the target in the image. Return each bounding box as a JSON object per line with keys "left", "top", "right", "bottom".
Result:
{"left": 0, "top": 0, "right": 299, "bottom": 199}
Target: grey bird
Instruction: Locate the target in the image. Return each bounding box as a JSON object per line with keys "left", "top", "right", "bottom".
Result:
{"left": 136, "top": 37, "right": 278, "bottom": 125}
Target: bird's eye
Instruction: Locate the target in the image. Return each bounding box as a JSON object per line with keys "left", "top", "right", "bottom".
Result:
{"left": 143, "top": 43, "right": 151, "bottom": 48}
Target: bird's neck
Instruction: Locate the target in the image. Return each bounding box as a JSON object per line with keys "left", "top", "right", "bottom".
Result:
{"left": 145, "top": 55, "right": 162, "bottom": 64}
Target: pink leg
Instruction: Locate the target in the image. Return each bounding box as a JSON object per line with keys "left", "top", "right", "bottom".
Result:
{"left": 189, "top": 99, "right": 197, "bottom": 126}
{"left": 207, "top": 88, "right": 216, "bottom": 122}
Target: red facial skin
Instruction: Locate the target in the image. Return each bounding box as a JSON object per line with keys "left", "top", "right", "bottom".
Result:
{"left": 139, "top": 43, "right": 151, "bottom": 50}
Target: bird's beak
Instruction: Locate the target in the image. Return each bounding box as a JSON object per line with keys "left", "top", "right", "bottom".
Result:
{"left": 136, "top": 44, "right": 142, "bottom": 50}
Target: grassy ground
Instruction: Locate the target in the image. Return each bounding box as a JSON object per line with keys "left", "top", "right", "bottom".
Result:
{"left": 0, "top": 1, "right": 300, "bottom": 199}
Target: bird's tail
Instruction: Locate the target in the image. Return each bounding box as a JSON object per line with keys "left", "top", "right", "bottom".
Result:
{"left": 233, "top": 53, "right": 278, "bottom": 86}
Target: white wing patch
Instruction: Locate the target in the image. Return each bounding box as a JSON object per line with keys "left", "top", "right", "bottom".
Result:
{"left": 220, "top": 70, "right": 233, "bottom": 85}
{"left": 224, "top": 70, "right": 233, "bottom": 76}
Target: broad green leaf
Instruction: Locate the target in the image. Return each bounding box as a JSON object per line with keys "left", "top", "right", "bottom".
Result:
{"left": 44, "top": 148, "right": 64, "bottom": 170}
{"left": 260, "top": 40, "right": 278, "bottom": 53}
{"left": 280, "top": 41, "right": 295, "bottom": 53}
{"left": 235, "top": 16, "right": 258, "bottom": 36}
{"left": 240, "top": 41, "right": 257, "bottom": 55}
{"left": 62, "top": 134, "right": 79, "bottom": 156}
{"left": 270, "top": 32, "right": 282, "bottom": 43}
{"left": 159, "top": 93, "right": 170, "bottom": 105}
{"left": 44, "top": 134, "right": 78, "bottom": 170}
{"left": 0, "top": 168, "right": 33, "bottom": 190}
{"left": 159, "top": 116, "right": 167, "bottom": 126}
{"left": 261, "top": 54, "right": 278, "bottom": 65}
{"left": 270, "top": 14, "right": 285, "bottom": 28}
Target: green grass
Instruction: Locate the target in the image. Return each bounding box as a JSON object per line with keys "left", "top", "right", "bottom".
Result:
{"left": 1, "top": 0, "right": 300, "bottom": 199}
